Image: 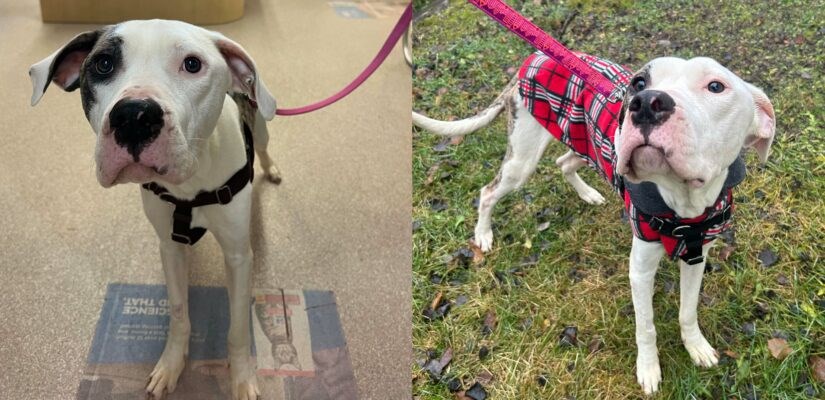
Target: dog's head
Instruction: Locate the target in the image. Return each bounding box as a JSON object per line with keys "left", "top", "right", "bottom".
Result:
{"left": 29, "top": 20, "right": 276, "bottom": 188}
{"left": 615, "top": 57, "right": 775, "bottom": 189}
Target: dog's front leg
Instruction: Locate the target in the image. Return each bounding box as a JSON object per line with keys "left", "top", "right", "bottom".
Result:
{"left": 141, "top": 194, "right": 191, "bottom": 399}
{"left": 210, "top": 196, "right": 259, "bottom": 400}
{"left": 629, "top": 236, "right": 665, "bottom": 395}
{"left": 146, "top": 241, "right": 191, "bottom": 398}
{"left": 679, "top": 242, "right": 719, "bottom": 367}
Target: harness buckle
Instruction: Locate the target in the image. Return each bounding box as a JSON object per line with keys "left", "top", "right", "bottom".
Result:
{"left": 648, "top": 217, "right": 663, "bottom": 231}
{"left": 686, "top": 255, "right": 705, "bottom": 265}
{"left": 171, "top": 232, "right": 192, "bottom": 245}
{"left": 216, "top": 185, "right": 233, "bottom": 205}
{"left": 671, "top": 225, "right": 693, "bottom": 238}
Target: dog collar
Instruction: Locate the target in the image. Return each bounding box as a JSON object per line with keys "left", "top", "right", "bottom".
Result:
{"left": 141, "top": 122, "right": 255, "bottom": 245}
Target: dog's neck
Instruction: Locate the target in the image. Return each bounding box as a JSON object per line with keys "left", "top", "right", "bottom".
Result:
{"left": 150, "top": 96, "right": 247, "bottom": 200}
{"left": 655, "top": 170, "right": 729, "bottom": 218}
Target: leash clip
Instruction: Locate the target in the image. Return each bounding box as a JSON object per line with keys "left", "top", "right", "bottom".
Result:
{"left": 670, "top": 225, "right": 693, "bottom": 238}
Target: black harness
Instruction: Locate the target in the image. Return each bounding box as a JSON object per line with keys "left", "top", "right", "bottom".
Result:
{"left": 142, "top": 123, "right": 254, "bottom": 245}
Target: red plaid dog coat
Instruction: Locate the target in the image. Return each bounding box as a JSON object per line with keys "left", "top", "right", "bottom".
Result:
{"left": 517, "top": 51, "right": 742, "bottom": 264}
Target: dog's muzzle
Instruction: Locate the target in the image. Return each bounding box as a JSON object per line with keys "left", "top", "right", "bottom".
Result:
{"left": 109, "top": 98, "right": 164, "bottom": 161}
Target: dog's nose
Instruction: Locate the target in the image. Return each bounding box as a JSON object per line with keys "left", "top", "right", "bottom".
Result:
{"left": 109, "top": 98, "right": 164, "bottom": 160}
{"left": 628, "top": 90, "right": 675, "bottom": 128}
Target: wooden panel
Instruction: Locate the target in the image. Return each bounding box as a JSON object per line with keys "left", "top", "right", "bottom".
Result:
{"left": 39, "top": 0, "right": 245, "bottom": 25}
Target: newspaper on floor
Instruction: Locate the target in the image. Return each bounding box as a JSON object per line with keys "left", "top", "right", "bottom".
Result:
{"left": 76, "top": 283, "right": 357, "bottom": 400}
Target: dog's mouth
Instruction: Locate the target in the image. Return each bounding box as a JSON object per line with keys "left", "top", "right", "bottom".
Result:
{"left": 618, "top": 145, "right": 669, "bottom": 182}
{"left": 619, "top": 145, "right": 708, "bottom": 188}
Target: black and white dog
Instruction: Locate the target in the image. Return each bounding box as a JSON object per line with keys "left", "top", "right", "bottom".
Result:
{"left": 413, "top": 52, "right": 775, "bottom": 394}
{"left": 30, "top": 20, "right": 281, "bottom": 399}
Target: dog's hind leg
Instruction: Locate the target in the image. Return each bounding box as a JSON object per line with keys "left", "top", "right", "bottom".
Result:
{"left": 475, "top": 98, "right": 551, "bottom": 252}
{"left": 555, "top": 150, "right": 605, "bottom": 205}
{"left": 252, "top": 112, "right": 281, "bottom": 184}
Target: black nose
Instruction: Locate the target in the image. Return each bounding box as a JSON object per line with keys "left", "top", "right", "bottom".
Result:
{"left": 109, "top": 98, "right": 164, "bottom": 161}
{"left": 628, "top": 90, "right": 675, "bottom": 128}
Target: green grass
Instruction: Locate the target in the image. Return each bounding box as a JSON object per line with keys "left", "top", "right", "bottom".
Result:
{"left": 412, "top": 1, "right": 824, "bottom": 398}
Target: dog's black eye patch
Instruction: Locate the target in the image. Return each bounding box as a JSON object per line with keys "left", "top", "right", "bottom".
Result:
{"left": 81, "top": 34, "right": 123, "bottom": 119}
{"left": 631, "top": 77, "right": 646, "bottom": 92}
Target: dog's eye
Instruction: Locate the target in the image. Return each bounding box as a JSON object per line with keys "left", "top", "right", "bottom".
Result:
{"left": 707, "top": 81, "right": 725, "bottom": 93}
{"left": 95, "top": 55, "right": 114, "bottom": 75}
{"left": 631, "top": 77, "right": 646, "bottom": 92}
{"left": 183, "top": 56, "right": 202, "bottom": 73}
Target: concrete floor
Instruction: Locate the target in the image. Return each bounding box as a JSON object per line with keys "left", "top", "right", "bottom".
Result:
{"left": 0, "top": 1, "right": 411, "bottom": 399}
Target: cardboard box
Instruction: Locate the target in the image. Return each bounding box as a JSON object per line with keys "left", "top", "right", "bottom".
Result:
{"left": 39, "top": 0, "right": 245, "bottom": 25}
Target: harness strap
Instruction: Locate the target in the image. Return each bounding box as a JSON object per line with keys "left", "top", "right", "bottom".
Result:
{"left": 142, "top": 123, "right": 255, "bottom": 245}
{"left": 642, "top": 205, "right": 733, "bottom": 265}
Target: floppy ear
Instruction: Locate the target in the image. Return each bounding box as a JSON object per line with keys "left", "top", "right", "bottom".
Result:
{"left": 211, "top": 33, "right": 277, "bottom": 121}
{"left": 29, "top": 30, "right": 103, "bottom": 106}
{"left": 744, "top": 83, "right": 776, "bottom": 164}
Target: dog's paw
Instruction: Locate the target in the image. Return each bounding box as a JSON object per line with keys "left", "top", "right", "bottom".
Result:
{"left": 473, "top": 229, "right": 494, "bottom": 252}
{"left": 264, "top": 168, "right": 281, "bottom": 185}
{"left": 636, "top": 359, "right": 662, "bottom": 395}
{"left": 684, "top": 336, "right": 719, "bottom": 368}
{"left": 576, "top": 186, "right": 605, "bottom": 205}
{"left": 146, "top": 349, "right": 186, "bottom": 399}
{"left": 231, "top": 371, "right": 260, "bottom": 400}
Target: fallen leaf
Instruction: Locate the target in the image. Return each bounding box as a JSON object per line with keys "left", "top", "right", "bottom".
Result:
{"left": 758, "top": 248, "right": 779, "bottom": 267}
{"left": 429, "top": 198, "right": 448, "bottom": 212}
{"left": 424, "top": 162, "right": 442, "bottom": 185}
{"left": 723, "top": 349, "right": 739, "bottom": 359}
{"left": 719, "top": 244, "right": 736, "bottom": 261}
{"left": 742, "top": 321, "right": 756, "bottom": 336}
{"left": 422, "top": 348, "right": 453, "bottom": 380}
{"left": 753, "top": 302, "right": 770, "bottom": 320}
{"left": 454, "top": 295, "right": 468, "bottom": 307}
{"left": 523, "top": 237, "right": 532, "bottom": 249}
{"left": 537, "top": 221, "right": 551, "bottom": 232}
{"left": 478, "top": 346, "right": 490, "bottom": 360}
{"left": 776, "top": 273, "right": 789, "bottom": 286}
{"left": 476, "top": 370, "right": 494, "bottom": 386}
{"left": 447, "top": 377, "right": 462, "bottom": 392}
{"left": 559, "top": 326, "right": 578, "bottom": 347}
{"left": 482, "top": 310, "right": 497, "bottom": 335}
{"left": 465, "top": 382, "right": 487, "bottom": 400}
{"left": 588, "top": 337, "right": 604, "bottom": 354}
{"left": 449, "top": 135, "right": 465, "bottom": 145}
{"left": 810, "top": 356, "right": 825, "bottom": 383}
{"left": 431, "top": 292, "right": 444, "bottom": 311}
{"left": 468, "top": 241, "right": 485, "bottom": 265}
{"left": 767, "top": 337, "right": 792, "bottom": 359}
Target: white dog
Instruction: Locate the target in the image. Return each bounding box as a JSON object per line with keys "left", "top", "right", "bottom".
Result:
{"left": 413, "top": 52, "right": 775, "bottom": 394}
{"left": 30, "top": 20, "right": 282, "bottom": 399}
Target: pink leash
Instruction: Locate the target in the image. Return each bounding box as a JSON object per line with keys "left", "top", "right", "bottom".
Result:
{"left": 275, "top": 3, "right": 413, "bottom": 116}
{"left": 466, "top": 0, "right": 616, "bottom": 97}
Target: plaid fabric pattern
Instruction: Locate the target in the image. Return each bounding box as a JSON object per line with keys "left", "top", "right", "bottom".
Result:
{"left": 518, "top": 51, "right": 735, "bottom": 260}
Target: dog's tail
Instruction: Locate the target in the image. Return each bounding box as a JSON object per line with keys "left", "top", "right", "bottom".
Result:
{"left": 412, "top": 75, "right": 518, "bottom": 137}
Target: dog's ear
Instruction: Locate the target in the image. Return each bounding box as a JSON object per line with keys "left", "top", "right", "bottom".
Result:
{"left": 211, "top": 33, "right": 277, "bottom": 121}
{"left": 744, "top": 83, "right": 776, "bottom": 164}
{"left": 29, "top": 30, "right": 103, "bottom": 106}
